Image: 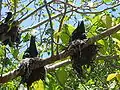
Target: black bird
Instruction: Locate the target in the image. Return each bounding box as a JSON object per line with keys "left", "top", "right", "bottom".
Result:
{"left": 0, "top": 12, "right": 20, "bottom": 46}
{"left": 21, "top": 35, "right": 45, "bottom": 88}
{"left": 4, "top": 12, "right": 12, "bottom": 23}
{"left": 0, "top": 12, "right": 12, "bottom": 35}
{"left": 0, "top": 12, "right": 12, "bottom": 44}
{"left": 23, "top": 36, "right": 38, "bottom": 59}
{"left": 71, "top": 21, "right": 86, "bottom": 41}
{"left": 70, "top": 21, "right": 98, "bottom": 78}
{"left": 1, "top": 21, "right": 20, "bottom": 46}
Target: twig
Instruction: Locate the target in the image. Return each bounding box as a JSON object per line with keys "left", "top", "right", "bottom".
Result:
{"left": 49, "top": 5, "right": 62, "bottom": 13}
{"left": 74, "top": 3, "right": 120, "bottom": 14}
{"left": 44, "top": 0, "right": 54, "bottom": 56}
{"left": 18, "top": 1, "right": 53, "bottom": 24}
{"left": 56, "top": 0, "right": 68, "bottom": 54}
{"left": 21, "top": 3, "right": 120, "bottom": 33}
{"left": 20, "top": 10, "right": 72, "bottom": 33}
{"left": 16, "top": 0, "right": 34, "bottom": 14}
{"left": 17, "top": 10, "right": 28, "bottom": 21}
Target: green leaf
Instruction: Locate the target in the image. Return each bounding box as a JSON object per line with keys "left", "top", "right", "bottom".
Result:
{"left": 116, "top": 74, "right": 120, "bottom": 82}
{"left": 10, "top": 47, "right": 19, "bottom": 58}
{"left": 112, "top": 31, "right": 120, "bottom": 40}
{"left": 3, "top": 58, "right": 11, "bottom": 66}
{"left": 92, "top": 15, "right": 100, "bottom": 24}
{"left": 112, "top": 38, "right": 120, "bottom": 48}
{"left": 97, "top": 40, "right": 105, "bottom": 46}
{"left": 13, "top": 49, "right": 19, "bottom": 58}
{"left": 106, "top": 14, "right": 112, "bottom": 28}
{"left": 102, "top": 14, "right": 112, "bottom": 28}
{"left": 59, "top": 24, "right": 75, "bottom": 45}
{"left": 86, "top": 79, "right": 95, "bottom": 85}
{"left": 97, "top": 39, "right": 109, "bottom": 55}
{"left": 103, "top": 0, "right": 112, "bottom": 3}
{"left": 32, "top": 80, "right": 44, "bottom": 90}
{"left": 22, "top": 33, "right": 31, "bottom": 42}
{"left": 87, "top": 25, "right": 97, "bottom": 38}
{"left": 107, "top": 73, "right": 116, "bottom": 81}
{"left": 56, "top": 67, "right": 67, "bottom": 85}
{"left": 59, "top": 31, "right": 70, "bottom": 45}
{"left": 0, "top": 46, "right": 5, "bottom": 57}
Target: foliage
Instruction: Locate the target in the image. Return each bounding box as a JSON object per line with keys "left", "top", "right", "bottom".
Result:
{"left": 0, "top": 0, "right": 120, "bottom": 90}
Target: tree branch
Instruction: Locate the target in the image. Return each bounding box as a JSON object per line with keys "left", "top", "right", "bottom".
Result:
{"left": 16, "top": 0, "right": 34, "bottom": 14}
{"left": 56, "top": 0, "right": 68, "bottom": 54}
{"left": 0, "top": 23, "right": 120, "bottom": 84}
{"left": 46, "top": 55, "right": 119, "bottom": 72}
{"left": 44, "top": 0, "right": 54, "bottom": 56}
{"left": 0, "top": 68, "right": 20, "bottom": 83}
{"left": 87, "top": 23, "right": 120, "bottom": 44}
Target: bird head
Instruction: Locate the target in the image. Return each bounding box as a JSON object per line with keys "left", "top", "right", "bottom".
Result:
{"left": 6, "top": 12, "right": 12, "bottom": 17}
{"left": 77, "top": 21, "right": 87, "bottom": 39}
{"left": 30, "top": 35, "right": 35, "bottom": 42}
{"left": 4, "top": 12, "right": 13, "bottom": 23}
{"left": 77, "top": 20, "right": 85, "bottom": 34}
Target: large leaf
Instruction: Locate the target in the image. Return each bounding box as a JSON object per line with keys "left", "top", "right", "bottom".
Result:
{"left": 107, "top": 73, "right": 116, "bottom": 81}
{"left": 116, "top": 73, "right": 120, "bottom": 82}
{"left": 56, "top": 67, "right": 68, "bottom": 85}
{"left": 32, "top": 80, "right": 44, "bottom": 90}
{"left": 102, "top": 14, "right": 112, "bottom": 28}
{"left": 112, "top": 31, "right": 120, "bottom": 40}
{"left": 58, "top": 24, "right": 75, "bottom": 45}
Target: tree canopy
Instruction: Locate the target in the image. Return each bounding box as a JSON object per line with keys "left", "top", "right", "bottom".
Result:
{"left": 0, "top": 0, "right": 120, "bottom": 90}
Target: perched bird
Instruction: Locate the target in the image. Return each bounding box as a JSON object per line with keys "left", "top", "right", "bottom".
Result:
{"left": 70, "top": 21, "right": 98, "bottom": 78}
{"left": 21, "top": 35, "right": 45, "bottom": 88}
{"left": 0, "top": 12, "right": 20, "bottom": 46}
{"left": 71, "top": 21, "right": 86, "bottom": 41}
{"left": 23, "top": 36, "right": 38, "bottom": 59}
{"left": 2, "top": 21, "right": 20, "bottom": 46}
{"left": 0, "top": 12, "right": 12, "bottom": 36}
{"left": 4, "top": 12, "right": 12, "bottom": 23}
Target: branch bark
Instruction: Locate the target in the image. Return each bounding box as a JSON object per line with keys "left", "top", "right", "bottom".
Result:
{"left": 46, "top": 55, "right": 119, "bottom": 72}
{"left": 0, "top": 23, "right": 120, "bottom": 84}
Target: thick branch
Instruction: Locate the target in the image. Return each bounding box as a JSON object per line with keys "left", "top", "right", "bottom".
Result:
{"left": 46, "top": 55, "right": 119, "bottom": 72}
{"left": 87, "top": 23, "right": 120, "bottom": 44}
{"left": 0, "top": 68, "right": 20, "bottom": 83}
{"left": 0, "top": 23, "right": 120, "bottom": 84}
